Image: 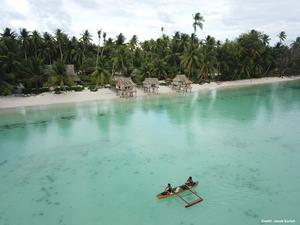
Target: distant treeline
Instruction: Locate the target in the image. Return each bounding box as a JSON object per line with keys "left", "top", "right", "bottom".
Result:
{"left": 0, "top": 13, "right": 300, "bottom": 95}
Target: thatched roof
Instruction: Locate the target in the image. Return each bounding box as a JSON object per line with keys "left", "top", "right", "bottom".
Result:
{"left": 115, "top": 76, "right": 136, "bottom": 89}
{"left": 143, "top": 78, "right": 159, "bottom": 86}
{"left": 66, "top": 65, "right": 80, "bottom": 81}
{"left": 66, "top": 65, "right": 75, "bottom": 76}
{"left": 173, "top": 74, "right": 192, "bottom": 84}
{"left": 45, "top": 64, "right": 80, "bottom": 82}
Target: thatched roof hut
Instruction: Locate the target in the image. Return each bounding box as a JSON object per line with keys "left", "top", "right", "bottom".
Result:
{"left": 115, "top": 76, "right": 136, "bottom": 89}
{"left": 172, "top": 74, "right": 192, "bottom": 92}
{"left": 45, "top": 64, "right": 80, "bottom": 82}
{"left": 143, "top": 78, "right": 159, "bottom": 93}
{"left": 66, "top": 64, "right": 80, "bottom": 82}
{"left": 172, "top": 74, "right": 192, "bottom": 85}
{"left": 114, "top": 76, "right": 137, "bottom": 97}
{"left": 143, "top": 78, "right": 159, "bottom": 85}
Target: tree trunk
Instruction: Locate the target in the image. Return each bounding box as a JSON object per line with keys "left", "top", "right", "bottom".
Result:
{"left": 205, "top": 66, "right": 208, "bottom": 80}
{"left": 111, "top": 65, "right": 115, "bottom": 81}
{"left": 36, "top": 78, "right": 39, "bottom": 92}
{"left": 82, "top": 48, "right": 85, "bottom": 65}
{"left": 48, "top": 54, "right": 52, "bottom": 65}
{"left": 59, "top": 42, "right": 63, "bottom": 61}
{"left": 100, "top": 46, "right": 105, "bottom": 58}
{"left": 96, "top": 37, "right": 101, "bottom": 67}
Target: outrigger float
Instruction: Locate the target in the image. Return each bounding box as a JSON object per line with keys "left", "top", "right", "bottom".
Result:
{"left": 156, "top": 182, "right": 204, "bottom": 208}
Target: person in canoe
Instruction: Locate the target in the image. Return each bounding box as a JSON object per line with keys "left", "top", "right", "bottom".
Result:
{"left": 165, "top": 183, "right": 174, "bottom": 194}
{"left": 185, "top": 176, "right": 195, "bottom": 186}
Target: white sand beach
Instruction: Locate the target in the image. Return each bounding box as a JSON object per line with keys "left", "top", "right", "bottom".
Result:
{"left": 0, "top": 76, "right": 299, "bottom": 109}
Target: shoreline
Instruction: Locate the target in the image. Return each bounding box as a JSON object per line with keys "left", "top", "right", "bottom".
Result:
{"left": 0, "top": 76, "right": 299, "bottom": 110}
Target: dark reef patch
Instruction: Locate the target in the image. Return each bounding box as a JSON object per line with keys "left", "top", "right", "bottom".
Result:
{"left": 0, "top": 160, "right": 8, "bottom": 167}
{"left": 60, "top": 115, "right": 76, "bottom": 120}
{"left": 0, "top": 123, "right": 25, "bottom": 131}
{"left": 46, "top": 175, "right": 55, "bottom": 183}
{"left": 244, "top": 209, "right": 259, "bottom": 218}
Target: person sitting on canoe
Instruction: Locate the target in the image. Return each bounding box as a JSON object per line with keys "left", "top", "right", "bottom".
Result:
{"left": 165, "top": 183, "right": 174, "bottom": 194}
{"left": 185, "top": 176, "right": 195, "bottom": 186}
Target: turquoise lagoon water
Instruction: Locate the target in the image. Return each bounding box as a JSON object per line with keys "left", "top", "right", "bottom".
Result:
{"left": 0, "top": 81, "right": 300, "bottom": 225}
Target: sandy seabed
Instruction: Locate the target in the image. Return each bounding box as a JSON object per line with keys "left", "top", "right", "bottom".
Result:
{"left": 0, "top": 76, "right": 299, "bottom": 109}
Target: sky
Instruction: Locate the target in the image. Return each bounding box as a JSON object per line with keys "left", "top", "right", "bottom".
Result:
{"left": 1, "top": 0, "right": 300, "bottom": 45}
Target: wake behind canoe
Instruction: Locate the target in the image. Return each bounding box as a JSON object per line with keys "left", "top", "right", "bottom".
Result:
{"left": 156, "top": 181, "right": 199, "bottom": 199}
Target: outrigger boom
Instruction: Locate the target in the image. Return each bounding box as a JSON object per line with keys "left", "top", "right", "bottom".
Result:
{"left": 178, "top": 185, "right": 203, "bottom": 208}
{"left": 185, "top": 198, "right": 203, "bottom": 208}
{"left": 156, "top": 182, "right": 204, "bottom": 208}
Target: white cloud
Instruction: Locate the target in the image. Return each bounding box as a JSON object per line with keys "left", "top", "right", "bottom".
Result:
{"left": 5, "top": 0, "right": 30, "bottom": 14}
{"left": 1, "top": 0, "right": 299, "bottom": 44}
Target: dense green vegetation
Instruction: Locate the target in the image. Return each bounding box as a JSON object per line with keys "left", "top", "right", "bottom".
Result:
{"left": 0, "top": 13, "right": 300, "bottom": 95}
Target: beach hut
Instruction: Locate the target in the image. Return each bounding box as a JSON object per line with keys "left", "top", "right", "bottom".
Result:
{"left": 45, "top": 64, "right": 80, "bottom": 83}
{"left": 172, "top": 74, "right": 192, "bottom": 92}
{"left": 114, "top": 76, "right": 137, "bottom": 97}
{"left": 66, "top": 64, "right": 80, "bottom": 83}
{"left": 143, "top": 78, "right": 159, "bottom": 93}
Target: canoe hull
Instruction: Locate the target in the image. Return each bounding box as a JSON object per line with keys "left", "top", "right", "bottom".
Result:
{"left": 156, "top": 182, "right": 199, "bottom": 199}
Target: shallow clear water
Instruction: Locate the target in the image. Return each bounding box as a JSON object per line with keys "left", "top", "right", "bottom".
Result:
{"left": 0, "top": 81, "right": 300, "bottom": 225}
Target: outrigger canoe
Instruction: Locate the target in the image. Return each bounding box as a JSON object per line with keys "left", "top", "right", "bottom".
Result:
{"left": 156, "top": 182, "right": 199, "bottom": 199}
{"left": 156, "top": 182, "right": 203, "bottom": 208}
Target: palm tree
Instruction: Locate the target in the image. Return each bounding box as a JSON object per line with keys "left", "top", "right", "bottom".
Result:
{"left": 96, "top": 29, "right": 102, "bottom": 68}
{"left": 91, "top": 59, "right": 109, "bottom": 87}
{"left": 0, "top": 31, "right": 19, "bottom": 73}
{"left": 55, "top": 29, "right": 64, "bottom": 61}
{"left": 200, "top": 36, "right": 218, "bottom": 80}
{"left": 43, "top": 32, "right": 54, "bottom": 64}
{"left": 129, "top": 35, "right": 138, "bottom": 50}
{"left": 17, "top": 57, "right": 45, "bottom": 90}
{"left": 262, "top": 34, "right": 270, "bottom": 46}
{"left": 153, "top": 58, "right": 167, "bottom": 79}
{"left": 128, "top": 35, "right": 138, "bottom": 68}
{"left": 80, "top": 30, "right": 92, "bottom": 63}
{"left": 1, "top": 28, "right": 16, "bottom": 38}
{"left": 139, "top": 61, "right": 155, "bottom": 79}
{"left": 115, "top": 33, "right": 125, "bottom": 45}
{"left": 278, "top": 31, "right": 287, "bottom": 44}
{"left": 0, "top": 51, "right": 16, "bottom": 95}
{"left": 31, "top": 30, "right": 42, "bottom": 58}
{"left": 180, "top": 42, "right": 200, "bottom": 79}
{"left": 0, "top": 32, "right": 19, "bottom": 94}
{"left": 112, "top": 47, "right": 128, "bottom": 75}
{"left": 80, "top": 30, "right": 92, "bottom": 45}
{"left": 100, "top": 32, "right": 107, "bottom": 58}
{"left": 72, "top": 42, "right": 85, "bottom": 69}
{"left": 161, "top": 27, "right": 164, "bottom": 36}
{"left": 19, "top": 28, "right": 30, "bottom": 60}
{"left": 50, "top": 60, "right": 68, "bottom": 91}
{"left": 192, "top": 12, "right": 204, "bottom": 42}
